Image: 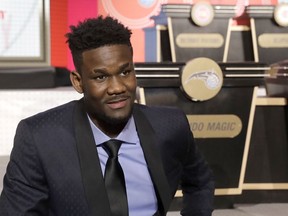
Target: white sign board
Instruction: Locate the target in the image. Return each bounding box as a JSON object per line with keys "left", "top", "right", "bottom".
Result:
{"left": 0, "top": 0, "right": 50, "bottom": 67}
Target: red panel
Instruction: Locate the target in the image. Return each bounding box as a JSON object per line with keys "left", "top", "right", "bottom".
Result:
{"left": 50, "top": 0, "right": 68, "bottom": 67}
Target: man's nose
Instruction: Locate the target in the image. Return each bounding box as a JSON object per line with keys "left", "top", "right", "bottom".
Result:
{"left": 107, "top": 76, "right": 126, "bottom": 94}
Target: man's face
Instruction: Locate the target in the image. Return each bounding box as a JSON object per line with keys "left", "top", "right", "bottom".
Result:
{"left": 71, "top": 44, "right": 137, "bottom": 129}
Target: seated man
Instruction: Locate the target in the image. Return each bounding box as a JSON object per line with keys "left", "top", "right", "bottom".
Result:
{"left": 0, "top": 15, "right": 214, "bottom": 216}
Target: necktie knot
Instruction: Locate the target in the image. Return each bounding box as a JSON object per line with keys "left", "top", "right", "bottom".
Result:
{"left": 102, "top": 139, "right": 122, "bottom": 158}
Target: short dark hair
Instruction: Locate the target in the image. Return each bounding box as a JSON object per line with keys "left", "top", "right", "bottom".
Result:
{"left": 65, "top": 15, "right": 132, "bottom": 72}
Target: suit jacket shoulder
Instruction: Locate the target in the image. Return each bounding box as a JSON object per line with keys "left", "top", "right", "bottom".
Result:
{"left": 0, "top": 99, "right": 91, "bottom": 215}
{"left": 133, "top": 103, "right": 214, "bottom": 216}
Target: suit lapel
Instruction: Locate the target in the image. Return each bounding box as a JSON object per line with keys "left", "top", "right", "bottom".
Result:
{"left": 73, "top": 100, "right": 111, "bottom": 216}
{"left": 133, "top": 106, "right": 172, "bottom": 214}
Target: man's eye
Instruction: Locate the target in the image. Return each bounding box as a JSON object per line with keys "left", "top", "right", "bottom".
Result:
{"left": 121, "top": 70, "right": 131, "bottom": 76}
{"left": 95, "top": 75, "right": 106, "bottom": 80}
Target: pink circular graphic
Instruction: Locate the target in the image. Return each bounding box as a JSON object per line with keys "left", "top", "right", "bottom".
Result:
{"left": 101, "top": 0, "right": 168, "bottom": 29}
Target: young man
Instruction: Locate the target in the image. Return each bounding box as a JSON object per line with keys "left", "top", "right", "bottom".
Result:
{"left": 0, "top": 16, "right": 214, "bottom": 215}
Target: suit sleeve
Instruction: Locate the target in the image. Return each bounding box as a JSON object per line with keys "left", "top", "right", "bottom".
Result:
{"left": 180, "top": 115, "right": 215, "bottom": 216}
{"left": 0, "top": 120, "right": 49, "bottom": 215}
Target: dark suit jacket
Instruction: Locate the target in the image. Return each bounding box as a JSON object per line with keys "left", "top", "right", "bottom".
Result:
{"left": 0, "top": 99, "right": 214, "bottom": 216}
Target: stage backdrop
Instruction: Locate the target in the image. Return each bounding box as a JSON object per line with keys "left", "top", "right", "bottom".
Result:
{"left": 97, "top": 0, "right": 279, "bottom": 65}
{"left": 1, "top": 1, "right": 281, "bottom": 69}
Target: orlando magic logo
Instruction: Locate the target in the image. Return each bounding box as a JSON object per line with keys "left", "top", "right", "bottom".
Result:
{"left": 184, "top": 69, "right": 221, "bottom": 90}
{"left": 181, "top": 58, "right": 223, "bottom": 101}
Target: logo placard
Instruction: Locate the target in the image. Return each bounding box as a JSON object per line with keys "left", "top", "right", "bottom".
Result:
{"left": 191, "top": 1, "right": 214, "bottom": 27}
{"left": 181, "top": 57, "right": 223, "bottom": 101}
{"left": 187, "top": 114, "right": 242, "bottom": 138}
{"left": 176, "top": 33, "right": 224, "bottom": 48}
{"left": 274, "top": 3, "right": 288, "bottom": 27}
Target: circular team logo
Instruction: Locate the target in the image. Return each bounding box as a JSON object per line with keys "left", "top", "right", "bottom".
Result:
{"left": 191, "top": 1, "right": 214, "bottom": 27}
{"left": 101, "top": 0, "right": 164, "bottom": 29}
{"left": 274, "top": 3, "right": 288, "bottom": 27}
{"left": 181, "top": 57, "right": 223, "bottom": 101}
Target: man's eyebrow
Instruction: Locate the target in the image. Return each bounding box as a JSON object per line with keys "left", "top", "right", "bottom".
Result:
{"left": 92, "top": 62, "right": 132, "bottom": 74}
{"left": 92, "top": 68, "right": 107, "bottom": 74}
{"left": 119, "top": 62, "right": 131, "bottom": 71}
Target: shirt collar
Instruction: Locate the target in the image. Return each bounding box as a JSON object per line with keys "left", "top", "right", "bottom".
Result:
{"left": 87, "top": 114, "right": 138, "bottom": 146}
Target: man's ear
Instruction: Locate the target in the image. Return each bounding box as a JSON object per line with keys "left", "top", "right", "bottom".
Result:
{"left": 70, "top": 71, "right": 83, "bottom": 94}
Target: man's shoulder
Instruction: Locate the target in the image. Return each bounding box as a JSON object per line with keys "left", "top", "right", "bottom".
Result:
{"left": 23, "top": 100, "right": 79, "bottom": 123}
{"left": 135, "top": 103, "right": 184, "bottom": 114}
{"left": 134, "top": 103, "right": 190, "bottom": 133}
{"left": 134, "top": 103, "right": 186, "bottom": 120}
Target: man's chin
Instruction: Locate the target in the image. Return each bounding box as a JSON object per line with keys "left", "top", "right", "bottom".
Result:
{"left": 103, "top": 113, "right": 131, "bottom": 126}
{"left": 107, "top": 117, "right": 128, "bottom": 126}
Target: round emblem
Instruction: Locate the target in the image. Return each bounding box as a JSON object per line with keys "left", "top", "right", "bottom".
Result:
{"left": 101, "top": 0, "right": 161, "bottom": 29}
{"left": 181, "top": 57, "right": 223, "bottom": 101}
{"left": 191, "top": 1, "right": 214, "bottom": 27}
{"left": 274, "top": 3, "right": 288, "bottom": 27}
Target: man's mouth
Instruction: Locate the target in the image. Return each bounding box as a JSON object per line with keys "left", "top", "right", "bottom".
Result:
{"left": 106, "top": 97, "right": 129, "bottom": 109}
